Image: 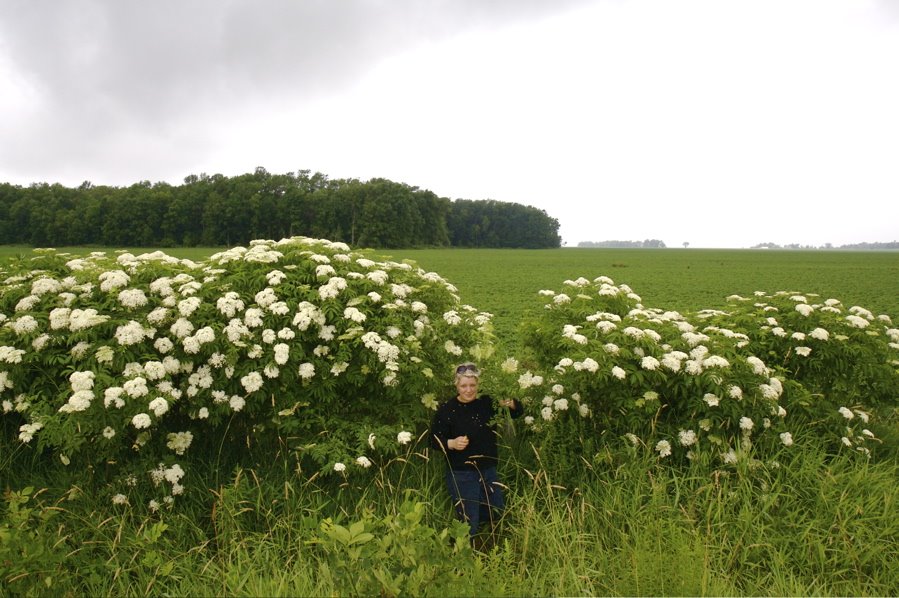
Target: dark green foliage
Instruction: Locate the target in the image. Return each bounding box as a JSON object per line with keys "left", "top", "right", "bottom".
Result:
{"left": 0, "top": 170, "right": 561, "bottom": 249}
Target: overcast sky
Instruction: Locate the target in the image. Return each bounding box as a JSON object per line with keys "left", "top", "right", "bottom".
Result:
{"left": 2, "top": 0, "right": 898, "bottom": 248}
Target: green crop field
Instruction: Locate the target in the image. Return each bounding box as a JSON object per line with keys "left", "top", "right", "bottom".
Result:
{"left": 6, "top": 244, "right": 895, "bottom": 344}
{"left": 386, "top": 247, "right": 899, "bottom": 342}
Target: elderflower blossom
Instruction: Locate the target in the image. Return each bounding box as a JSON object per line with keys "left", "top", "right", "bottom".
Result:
{"left": 397, "top": 431, "right": 412, "bottom": 445}
{"left": 298, "top": 362, "right": 315, "bottom": 380}
{"left": 229, "top": 395, "right": 245, "bottom": 412}
{"left": 596, "top": 321, "right": 617, "bottom": 333}
{"left": 443, "top": 311, "right": 462, "bottom": 325}
{"left": 18, "top": 422, "right": 42, "bottom": 443}
{"left": 149, "top": 397, "right": 169, "bottom": 417}
{"left": 611, "top": 366, "right": 626, "bottom": 380}
{"left": 99, "top": 270, "right": 130, "bottom": 292}
{"left": 809, "top": 327, "right": 830, "bottom": 341}
{"left": 166, "top": 431, "right": 194, "bottom": 455}
{"left": 95, "top": 345, "right": 115, "bottom": 363}
{"left": 703, "top": 393, "right": 720, "bottom": 407}
{"left": 123, "top": 377, "right": 149, "bottom": 398}
{"left": 59, "top": 390, "right": 93, "bottom": 413}
{"left": 274, "top": 343, "right": 290, "bottom": 365}
{"left": 241, "top": 372, "right": 264, "bottom": 393}
{"left": 331, "top": 362, "right": 349, "bottom": 376}
{"left": 838, "top": 406, "right": 854, "bottom": 420}
{"left": 795, "top": 303, "right": 814, "bottom": 317}
{"left": 739, "top": 416, "right": 754, "bottom": 432}
{"left": 344, "top": 306, "right": 366, "bottom": 323}
{"left": 779, "top": 432, "right": 793, "bottom": 446}
{"left": 114, "top": 321, "right": 149, "bottom": 346}
{"left": 104, "top": 387, "right": 125, "bottom": 409}
{"left": 747, "top": 356, "right": 769, "bottom": 376}
{"left": 217, "top": 292, "right": 245, "bottom": 317}
{"left": 355, "top": 456, "right": 372, "bottom": 468}
{"left": 655, "top": 440, "right": 672, "bottom": 458}
{"left": 244, "top": 308, "right": 264, "bottom": 327}
{"left": 118, "top": 288, "right": 148, "bottom": 309}
{"left": 678, "top": 429, "right": 697, "bottom": 447}
{"left": 444, "top": 340, "right": 463, "bottom": 355}
{"left": 576, "top": 357, "right": 599, "bottom": 373}
{"left": 68, "top": 308, "right": 109, "bottom": 331}
{"left": 702, "top": 355, "right": 730, "bottom": 368}
{"left": 641, "top": 356, "right": 660, "bottom": 371}
{"left": 846, "top": 315, "right": 870, "bottom": 329}
{"left": 132, "top": 413, "right": 152, "bottom": 429}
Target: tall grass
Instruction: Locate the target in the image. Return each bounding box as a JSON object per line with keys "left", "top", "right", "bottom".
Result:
{"left": 4, "top": 431, "right": 898, "bottom": 596}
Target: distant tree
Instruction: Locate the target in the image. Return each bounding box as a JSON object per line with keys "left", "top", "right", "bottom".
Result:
{"left": 448, "top": 199, "right": 559, "bottom": 248}
{"left": 1, "top": 169, "right": 563, "bottom": 250}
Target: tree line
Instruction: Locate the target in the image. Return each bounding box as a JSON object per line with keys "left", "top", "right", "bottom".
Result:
{"left": 0, "top": 168, "right": 561, "bottom": 249}
{"left": 576, "top": 239, "right": 667, "bottom": 248}
{"left": 751, "top": 241, "right": 899, "bottom": 250}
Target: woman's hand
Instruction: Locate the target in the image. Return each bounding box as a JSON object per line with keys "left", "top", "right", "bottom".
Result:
{"left": 448, "top": 435, "right": 469, "bottom": 450}
{"left": 499, "top": 399, "right": 515, "bottom": 409}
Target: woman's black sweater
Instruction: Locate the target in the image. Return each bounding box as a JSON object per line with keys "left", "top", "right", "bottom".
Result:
{"left": 429, "top": 394, "right": 522, "bottom": 471}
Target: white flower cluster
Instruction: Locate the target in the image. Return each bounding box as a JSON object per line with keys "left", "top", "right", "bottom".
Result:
{"left": 150, "top": 462, "right": 186, "bottom": 495}
{"left": 166, "top": 431, "right": 193, "bottom": 455}
{"left": 59, "top": 370, "right": 95, "bottom": 413}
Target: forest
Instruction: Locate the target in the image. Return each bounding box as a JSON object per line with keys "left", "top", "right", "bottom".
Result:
{"left": 0, "top": 168, "right": 561, "bottom": 249}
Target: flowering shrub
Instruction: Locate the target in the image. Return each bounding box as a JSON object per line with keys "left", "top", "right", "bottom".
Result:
{"left": 703, "top": 291, "right": 898, "bottom": 410}
{"left": 510, "top": 276, "right": 896, "bottom": 471}
{"left": 0, "top": 238, "right": 493, "bottom": 502}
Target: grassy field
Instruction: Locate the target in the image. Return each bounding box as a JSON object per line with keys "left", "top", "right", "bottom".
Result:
{"left": 386, "top": 247, "right": 899, "bottom": 322}
{"left": 5, "top": 244, "right": 897, "bottom": 343}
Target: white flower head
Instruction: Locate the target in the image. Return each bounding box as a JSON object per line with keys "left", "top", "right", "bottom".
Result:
{"left": 655, "top": 440, "right": 672, "bottom": 458}
{"left": 501, "top": 357, "right": 519, "bottom": 373}
{"left": 678, "top": 429, "right": 697, "bottom": 447}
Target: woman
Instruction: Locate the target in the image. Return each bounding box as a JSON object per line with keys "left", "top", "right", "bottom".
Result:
{"left": 430, "top": 362, "right": 522, "bottom": 538}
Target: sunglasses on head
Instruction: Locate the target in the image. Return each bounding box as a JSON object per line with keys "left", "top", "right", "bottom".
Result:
{"left": 455, "top": 364, "right": 479, "bottom": 376}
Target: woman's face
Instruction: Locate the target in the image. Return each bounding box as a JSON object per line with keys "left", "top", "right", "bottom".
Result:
{"left": 455, "top": 375, "right": 479, "bottom": 403}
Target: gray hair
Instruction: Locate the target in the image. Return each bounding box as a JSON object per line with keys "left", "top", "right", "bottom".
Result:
{"left": 454, "top": 362, "right": 480, "bottom": 380}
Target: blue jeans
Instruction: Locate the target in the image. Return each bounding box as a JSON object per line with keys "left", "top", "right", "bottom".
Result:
{"left": 445, "top": 466, "right": 505, "bottom": 536}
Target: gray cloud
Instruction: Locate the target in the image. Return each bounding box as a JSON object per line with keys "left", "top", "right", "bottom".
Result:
{"left": 0, "top": 0, "right": 592, "bottom": 184}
